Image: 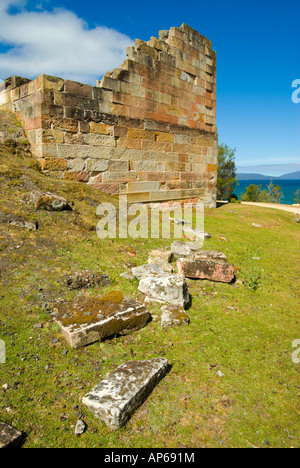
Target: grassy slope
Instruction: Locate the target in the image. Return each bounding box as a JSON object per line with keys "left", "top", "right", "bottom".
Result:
{"left": 0, "top": 116, "right": 299, "bottom": 448}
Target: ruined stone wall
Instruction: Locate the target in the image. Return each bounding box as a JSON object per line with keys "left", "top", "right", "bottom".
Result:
{"left": 0, "top": 24, "right": 217, "bottom": 206}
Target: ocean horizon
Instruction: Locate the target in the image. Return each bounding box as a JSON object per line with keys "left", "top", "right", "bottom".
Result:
{"left": 234, "top": 179, "right": 300, "bottom": 205}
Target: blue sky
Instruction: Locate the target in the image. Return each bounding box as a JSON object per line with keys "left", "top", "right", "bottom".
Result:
{"left": 0, "top": 0, "right": 299, "bottom": 175}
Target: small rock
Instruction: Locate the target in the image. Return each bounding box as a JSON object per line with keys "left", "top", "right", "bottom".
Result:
{"left": 252, "top": 223, "right": 261, "bottom": 228}
{"left": 132, "top": 263, "right": 165, "bottom": 280}
{"left": 161, "top": 305, "right": 190, "bottom": 330}
{"left": 171, "top": 241, "right": 192, "bottom": 258}
{"left": 120, "top": 271, "right": 135, "bottom": 280}
{"left": 74, "top": 419, "right": 86, "bottom": 436}
{"left": 216, "top": 370, "right": 224, "bottom": 377}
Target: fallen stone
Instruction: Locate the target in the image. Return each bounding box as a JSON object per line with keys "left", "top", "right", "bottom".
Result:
{"left": 132, "top": 263, "right": 165, "bottom": 280}
{"left": 120, "top": 271, "right": 135, "bottom": 280}
{"left": 183, "top": 226, "right": 211, "bottom": 240}
{"left": 161, "top": 304, "right": 190, "bottom": 331}
{"left": 74, "top": 419, "right": 86, "bottom": 436}
{"left": 30, "top": 191, "right": 72, "bottom": 212}
{"left": 177, "top": 258, "right": 235, "bottom": 283}
{"left": 171, "top": 241, "right": 192, "bottom": 258}
{"left": 149, "top": 249, "right": 173, "bottom": 262}
{"left": 0, "top": 422, "right": 24, "bottom": 448}
{"left": 194, "top": 250, "right": 227, "bottom": 263}
{"left": 138, "top": 274, "right": 189, "bottom": 308}
{"left": 82, "top": 357, "right": 168, "bottom": 430}
{"left": 148, "top": 256, "right": 173, "bottom": 273}
{"left": 55, "top": 291, "right": 150, "bottom": 348}
{"left": 293, "top": 217, "right": 300, "bottom": 223}
{"left": 9, "top": 217, "right": 38, "bottom": 231}
{"left": 66, "top": 271, "right": 110, "bottom": 290}
{"left": 170, "top": 217, "right": 192, "bottom": 226}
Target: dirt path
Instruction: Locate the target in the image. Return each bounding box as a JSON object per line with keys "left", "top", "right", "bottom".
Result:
{"left": 241, "top": 202, "right": 300, "bottom": 215}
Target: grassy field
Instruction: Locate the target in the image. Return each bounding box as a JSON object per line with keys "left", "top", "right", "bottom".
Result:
{"left": 0, "top": 130, "right": 299, "bottom": 448}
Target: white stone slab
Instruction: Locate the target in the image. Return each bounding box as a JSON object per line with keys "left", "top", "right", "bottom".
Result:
{"left": 82, "top": 357, "right": 168, "bottom": 430}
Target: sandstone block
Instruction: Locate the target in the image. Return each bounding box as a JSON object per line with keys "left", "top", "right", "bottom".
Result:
{"left": 83, "top": 134, "right": 116, "bottom": 147}
{"left": 148, "top": 256, "right": 173, "bottom": 273}
{"left": 132, "top": 263, "right": 165, "bottom": 280}
{"left": 40, "top": 157, "right": 67, "bottom": 171}
{"left": 149, "top": 249, "right": 173, "bottom": 262}
{"left": 177, "top": 258, "right": 235, "bottom": 283}
{"left": 55, "top": 291, "right": 150, "bottom": 349}
{"left": 85, "top": 158, "right": 109, "bottom": 172}
{"left": 138, "top": 274, "right": 189, "bottom": 308}
{"left": 82, "top": 357, "right": 168, "bottom": 430}
{"left": 90, "top": 122, "right": 114, "bottom": 135}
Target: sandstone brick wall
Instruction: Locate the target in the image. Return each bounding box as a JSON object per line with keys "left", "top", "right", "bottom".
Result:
{"left": 0, "top": 23, "right": 218, "bottom": 207}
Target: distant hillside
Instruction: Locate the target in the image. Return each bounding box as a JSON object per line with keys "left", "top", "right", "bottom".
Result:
{"left": 277, "top": 171, "right": 300, "bottom": 180}
{"left": 237, "top": 170, "right": 300, "bottom": 180}
{"left": 237, "top": 173, "right": 274, "bottom": 180}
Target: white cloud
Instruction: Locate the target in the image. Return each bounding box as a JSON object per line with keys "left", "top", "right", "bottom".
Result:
{"left": 0, "top": 0, "right": 134, "bottom": 84}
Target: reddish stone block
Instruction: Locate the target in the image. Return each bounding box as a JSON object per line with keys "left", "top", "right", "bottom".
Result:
{"left": 64, "top": 171, "right": 90, "bottom": 182}
{"left": 177, "top": 258, "right": 235, "bottom": 283}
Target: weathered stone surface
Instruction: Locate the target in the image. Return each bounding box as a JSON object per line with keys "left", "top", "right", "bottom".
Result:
{"left": 194, "top": 250, "right": 227, "bottom": 263}
{"left": 149, "top": 249, "right": 173, "bottom": 262}
{"left": 82, "top": 357, "right": 168, "bottom": 430}
{"left": 171, "top": 241, "right": 192, "bottom": 258}
{"left": 148, "top": 256, "right": 173, "bottom": 273}
{"left": 177, "top": 258, "right": 235, "bottom": 283}
{"left": 0, "top": 422, "right": 23, "bottom": 448}
{"left": 138, "top": 274, "right": 189, "bottom": 308}
{"left": 30, "top": 191, "right": 72, "bottom": 212}
{"left": 132, "top": 263, "right": 165, "bottom": 280}
{"left": 55, "top": 291, "right": 150, "bottom": 348}
{"left": 161, "top": 304, "right": 190, "bottom": 331}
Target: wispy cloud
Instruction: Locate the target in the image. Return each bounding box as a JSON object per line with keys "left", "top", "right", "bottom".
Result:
{"left": 0, "top": 0, "right": 134, "bottom": 84}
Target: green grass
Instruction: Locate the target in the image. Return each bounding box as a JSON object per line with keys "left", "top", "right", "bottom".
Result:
{"left": 0, "top": 144, "right": 299, "bottom": 448}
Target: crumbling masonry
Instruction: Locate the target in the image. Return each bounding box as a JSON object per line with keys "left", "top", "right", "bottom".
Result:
{"left": 0, "top": 24, "right": 217, "bottom": 206}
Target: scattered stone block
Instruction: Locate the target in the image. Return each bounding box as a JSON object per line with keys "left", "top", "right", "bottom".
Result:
{"left": 149, "top": 249, "right": 173, "bottom": 262}
{"left": 132, "top": 263, "right": 165, "bottom": 280}
{"left": 148, "top": 256, "right": 173, "bottom": 273}
{"left": 55, "top": 291, "right": 150, "bottom": 348}
{"left": 171, "top": 241, "right": 193, "bottom": 258}
{"left": 138, "top": 274, "right": 189, "bottom": 308}
{"left": 82, "top": 358, "right": 168, "bottom": 430}
{"left": 194, "top": 250, "right": 227, "bottom": 263}
{"left": 161, "top": 304, "right": 190, "bottom": 330}
{"left": 177, "top": 258, "right": 235, "bottom": 283}
{"left": 0, "top": 422, "right": 24, "bottom": 448}
{"left": 30, "top": 191, "right": 72, "bottom": 212}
